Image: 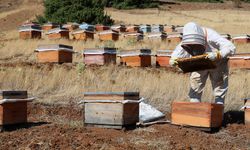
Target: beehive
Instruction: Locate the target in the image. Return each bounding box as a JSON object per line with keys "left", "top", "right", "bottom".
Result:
{"left": 0, "top": 91, "right": 34, "bottom": 129}
{"left": 171, "top": 102, "right": 224, "bottom": 129}
{"left": 220, "top": 34, "right": 231, "bottom": 40}
{"left": 228, "top": 53, "right": 250, "bottom": 69}
{"left": 156, "top": 50, "right": 173, "bottom": 67}
{"left": 79, "top": 23, "right": 95, "bottom": 31}
{"left": 167, "top": 33, "right": 182, "bottom": 43}
{"left": 124, "top": 32, "right": 143, "bottom": 41}
{"left": 98, "top": 30, "right": 119, "bottom": 41}
{"left": 244, "top": 99, "right": 250, "bottom": 125}
{"left": 46, "top": 28, "right": 70, "bottom": 39}
{"left": 163, "top": 25, "right": 175, "bottom": 33}
{"left": 174, "top": 26, "right": 184, "bottom": 33}
{"left": 62, "top": 23, "right": 79, "bottom": 31}
{"left": 19, "top": 25, "right": 42, "bottom": 39}
{"left": 151, "top": 24, "right": 164, "bottom": 33}
{"left": 35, "top": 44, "right": 74, "bottom": 63}
{"left": 83, "top": 92, "right": 140, "bottom": 129}
{"left": 139, "top": 24, "right": 151, "bottom": 33}
{"left": 147, "top": 32, "right": 167, "bottom": 41}
{"left": 83, "top": 48, "right": 117, "bottom": 65}
{"left": 232, "top": 35, "right": 250, "bottom": 44}
{"left": 126, "top": 25, "right": 140, "bottom": 32}
{"left": 42, "top": 22, "right": 59, "bottom": 31}
{"left": 95, "top": 24, "right": 110, "bottom": 31}
{"left": 119, "top": 49, "right": 151, "bottom": 67}
{"left": 72, "top": 29, "right": 94, "bottom": 40}
{"left": 111, "top": 24, "right": 126, "bottom": 32}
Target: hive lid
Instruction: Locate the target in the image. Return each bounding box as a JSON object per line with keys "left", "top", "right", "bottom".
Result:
{"left": 0, "top": 90, "right": 28, "bottom": 99}
{"left": 156, "top": 50, "right": 173, "bottom": 56}
{"left": 19, "top": 25, "right": 42, "bottom": 32}
{"left": 83, "top": 48, "right": 117, "bottom": 54}
{"left": 232, "top": 34, "right": 250, "bottom": 39}
{"left": 177, "top": 54, "right": 217, "bottom": 73}
{"left": 35, "top": 44, "right": 73, "bottom": 52}
{"left": 98, "top": 30, "right": 119, "bottom": 35}
{"left": 46, "top": 27, "right": 69, "bottom": 34}
{"left": 83, "top": 92, "right": 140, "bottom": 101}
{"left": 111, "top": 24, "right": 126, "bottom": 29}
{"left": 124, "top": 32, "right": 143, "bottom": 36}
{"left": 167, "top": 32, "right": 182, "bottom": 38}
{"left": 147, "top": 32, "right": 167, "bottom": 38}
{"left": 119, "top": 49, "right": 151, "bottom": 57}
{"left": 84, "top": 92, "right": 139, "bottom": 96}
{"left": 72, "top": 29, "right": 94, "bottom": 34}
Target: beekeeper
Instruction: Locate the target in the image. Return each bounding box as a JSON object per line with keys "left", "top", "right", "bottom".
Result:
{"left": 169, "top": 22, "right": 236, "bottom": 104}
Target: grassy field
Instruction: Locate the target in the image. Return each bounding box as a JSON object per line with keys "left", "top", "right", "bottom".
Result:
{"left": 0, "top": 2, "right": 250, "bottom": 112}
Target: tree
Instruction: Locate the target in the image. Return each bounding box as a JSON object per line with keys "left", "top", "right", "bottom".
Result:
{"left": 40, "top": 0, "right": 113, "bottom": 25}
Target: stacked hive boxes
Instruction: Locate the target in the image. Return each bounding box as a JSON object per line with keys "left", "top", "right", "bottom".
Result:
{"left": 83, "top": 92, "right": 140, "bottom": 129}
{"left": 171, "top": 102, "right": 224, "bottom": 130}
{"left": 119, "top": 49, "right": 152, "bottom": 67}
{"left": 35, "top": 44, "right": 74, "bottom": 63}
{"left": 83, "top": 48, "right": 117, "bottom": 65}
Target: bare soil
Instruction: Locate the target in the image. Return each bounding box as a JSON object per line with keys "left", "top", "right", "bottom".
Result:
{"left": 0, "top": 103, "right": 249, "bottom": 150}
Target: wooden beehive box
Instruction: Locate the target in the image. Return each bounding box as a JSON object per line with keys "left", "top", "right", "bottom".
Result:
{"left": 79, "top": 23, "right": 95, "bottom": 31}
{"left": 147, "top": 32, "right": 167, "bottom": 41}
{"left": 83, "top": 48, "right": 117, "bottom": 65}
{"left": 176, "top": 54, "right": 216, "bottom": 73}
{"left": 124, "top": 32, "right": 143, "bottom": 41}
{"left": 167, "top": 33, "right": 182, "bottom": 43}
{"left": 119, "top": 49, "right": 151, "bottom": 67}
{"left": 156, "top": 50, "right": 173, "bottom": 67}
{"left": 72, "top": 29, "right": 94, "bottom": 40}
{"left": 0, "top": 91, "right": 32, "bottom": 128}
{"left": 220, "top": 34, "right": 231, "bottom": 40}
{"left": 111, "top": 24, "right": 126, "bottom": 32}
{"left": 139, "top": 24, "right": 151, "bottom": 33}
{"left": 98, "top": 30, "right": 119, "bottom": 41}
{"left": 126, "top": 25, "right": 140, "bottom": 32}
{"left": 243, "top": 99, "right": 250, "bottom": 125}
{"left": 62, "top": 23, "right": 79, "bottom": 32}
{"left": 232, "top": 35, "right": 250, "bottom": 44}
{"left": 228, "top": 53, "right": 250, "bottom": 69}
{"left": 19, "top": 25, "right": 42, "bottom": 39}
{"left": 83, "top": 92, "right": 140, "bottom": 129}
{"left": 95, "top": 24, "right": 110, "bottom": 31}
{"left": 35, "top": 44, "right": 74, "bottom": 63}
{"left": 46, "top": 28, "right": 70, "bottom": 39}
{"left": 42, "top": 23, "right": 59, "bottom": 31}
{"left": 151, "top": 24, "right": 164, "bottom": 33}
{"left": 163, "top": 25, "right": 175, "bottom": 33}
{"left": 171, "top": 102, "right": 224, "bottom": 129}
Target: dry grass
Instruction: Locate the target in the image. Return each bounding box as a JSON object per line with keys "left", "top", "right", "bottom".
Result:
{"left": 0, "top": 5, "right": 250, "bottom": 112}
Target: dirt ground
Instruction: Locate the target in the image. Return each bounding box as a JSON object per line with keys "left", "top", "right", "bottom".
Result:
{"left": 0, "top": 103, "right": 249, "bottom": 150}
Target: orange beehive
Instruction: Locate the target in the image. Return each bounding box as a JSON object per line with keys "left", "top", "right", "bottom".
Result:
{"left": 0, "top": 91, "right": 34, "bottom": 130}
{"left": 166, "top": 33, "right": 182, "bottom": 43}
{"left": 95, "top": 24, "right": 110, "bottom": 31}
{"left": 42, "top": 23, "right": 59, "bottom": 31}
{"left": 46, "top": 28, "right": 70, "bottom": 39}
{"left": 126, "top": 25, "right": 140, "bottom": 32}
{"left": 83, "top": 48, "right": 117, "bottom": 65}
{"left": 119, "top": 49, "right": 151, "bottom": 67}
{"left": 171, "top": 102, "right": 224, "bottom": 128}
{"left": 228, "top": 53, "right": 250, "bottom": 69}
{"left": 72, "top": 29, "right": 94, "bottom": 40}
{"left": 243, "top": 99, "right": 250, "bottom": 125}
{"left": 111, "top": 24, "right": 126, "bottom": 32}
{"left": 98, "top": 30, "right": 119, "bottom": 41}
{"left": 62, "top": 23, "right": 79, "bottom": 32}
{"left": 19, "top": 25, "right": 42, "bottom": 39}
{"left": 147, "top": 32, "right": 167, "bottom": 41}
{"left": 156, "top": 50, "right": 173, "bottom": 67}
{"left": 163, "top": 25, "right": 175, "bottom": 33}
{"left": 232, "top": 35, "right": 250, "bottom": 44}
{"left": 124, "top": 32, "right": 143, "bottom": 41}
{"left": 35, "top": 44, "right": 74, "bottom": 63}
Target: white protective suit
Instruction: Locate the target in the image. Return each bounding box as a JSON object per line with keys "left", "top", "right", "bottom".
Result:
{"left": 171, "top": 22, "right": 236, "bottom": 104}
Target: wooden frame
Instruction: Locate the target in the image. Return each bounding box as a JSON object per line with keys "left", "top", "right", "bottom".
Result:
{"left": 171, "top": 102, "right": 224, "bottom": 128}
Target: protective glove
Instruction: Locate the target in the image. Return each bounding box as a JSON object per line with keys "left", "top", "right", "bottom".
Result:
{"left": 206, "top": 51, "right": 222, "bottom": 61}
{"left": 169, "top": 57, "right": 178, "bottom": 67}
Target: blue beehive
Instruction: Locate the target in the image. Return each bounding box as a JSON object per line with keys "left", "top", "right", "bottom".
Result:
{"left": 139, "top": 24, "right": 151, "bottom": 33}
{"left": 79, "top": 22, "right": 95, "bottom": 31}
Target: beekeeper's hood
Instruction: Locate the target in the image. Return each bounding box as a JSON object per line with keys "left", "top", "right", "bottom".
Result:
{"left": 181, "top": 22, "right": 206, "bottom": 46}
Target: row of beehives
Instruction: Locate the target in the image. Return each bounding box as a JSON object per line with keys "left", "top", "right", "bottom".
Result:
{"left": 18, "top": 22, "right": 250, "bottom": 44}
{"left": 1, "top": 91, "right": 249, "bottom": 131}
{"left": 35, "top": 44, "right": 250, "bottom": 69}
